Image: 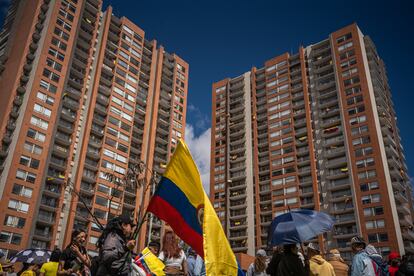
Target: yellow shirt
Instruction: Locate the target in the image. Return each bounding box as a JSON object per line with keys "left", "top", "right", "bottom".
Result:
{"left": 21, "top": 270, "right": 36, "bottom": 276}
{"left": 40, "top": 261, "right": 59, "bottom": 276}
{"left": 0, "top": 263, "right": 3, "bottom": 272}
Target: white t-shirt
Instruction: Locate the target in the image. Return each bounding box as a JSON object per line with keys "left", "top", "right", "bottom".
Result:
{"left": 159, "top": 250, "right": 187, "bottom": 269}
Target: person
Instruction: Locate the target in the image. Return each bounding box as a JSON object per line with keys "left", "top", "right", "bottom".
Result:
{"left": 95, "top": 213, "right": 136, "bottom": 276}
{"left": 0, "top": 260, "right": 15, "bottom": 276}
{"left": 247, "top": 249, "right": 269, "bottom": 276}
{"left": 327, "top": 249, "right": 349, "bottom": 276}
{"left": 20, "top": 264, "right": 39, "bottom": 276}
{"left": 276, "top": 244, "right": 308, "bottom": 276}
{"left": 350, "top": 236, "right": 376, "bottom": 276}
{"left": 306, "top": 242, "right": 335, "bottom": 276}
{"left": 388, "top": 252, "right": 400, "bottom": 276}
{"left": 186, "top": 249, "right": 197, "bottom": 276}
{"left": 365, "top": 244, "right": 388, "bottom": 276}
{"left": 148, "top": 241, "right": 160, "bottom": 256}
{"left": 158, "top": 231, "right": 188, "bottom": 275}
{"left": 58, "top": 229, "right": 91, "bottom": 276}
{"left": 266, "top": 246, "right": 283, "bottom": 276}
{"left": 40, "top": 248, "right": 61, "bottom": 276}
{"left": 397, "top": 254, "right": 414, "bottom": 276}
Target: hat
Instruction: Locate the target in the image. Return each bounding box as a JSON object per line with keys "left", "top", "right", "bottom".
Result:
{"left": 350, "top": 236, "right": 366, "bottom": 246}
{"left": 389, "top": 252, "right": 401, "bottom": 261}
{"left": 118, "top": 214, "right": 136, "bottom": 226}
{"left": 307, "top": 242, "right": 320, "bottom": 252}
{"left": 256, "top": 249, "right": 266, "bottom": 257}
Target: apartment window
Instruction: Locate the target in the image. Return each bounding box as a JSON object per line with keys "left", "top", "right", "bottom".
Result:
{"left": 58, "top": 7, "right": 74, "bottom": 22}
{"left": 286, "top": 197, "right": 298, "bottom": 205}
{"left": 349, "top": 115, "right": 367, "bottom": 125}
{"left": 339, "top": 49, "right": 355, "bottom": 60}
{"left": 95, "top": 196, "right": 108, "bottom": 207}
{"left": 8, "top": 200, "right": 30, "bottom": 213}
{"left": 358, "top": 170, "right": 377, "bottom": 180}
{"left": 356, "top": 157, "right": 375, "bottom": 169}
{"left": 363, "top": 206, "right": 384, "bottom": 216}
{"left": 344, "top": 76, "right": 360, "bottom": 87}
{"left": 361, "top": 194, "right": 381, "bottom": 205}
{"left": 351, "top": 125, "right": 369, "bottom": 136}
{"left": 368, "top": 233, "right": 388, "bottom": 243}
{"left": 4, "top": 215, "right": 26, "bottom": 228}
{"left": 46, "top": 57, "right": 62, "bottom": 72}
{"left": 12, "top": 184, "right": 33, "bottom": 198}
{"left": 56, "top": 18, "right": 72, "bottom": 31}
{"left": 355, "top": 146, "right": 373, "bottom": 157}
{"left": 42, "top": 68, "right": 60, "bottom": 83}
{"left": 48, "top": 48, "right": 65, "bottom": 61}
{"left": 337, "top": 33, "right": 352, "bottom": 44}
{"left": 39, "top": 80, "right": 57, "bottom": 94}
{"left": 366, "top": 219, "right": 385, "bottom": 229}
{"left": 53, "top": 27, "right": 69, "bottom": 41}
{"left": 19, "top": 155, "right": 40, "bottom": 169}
{"left": 27, "top": 128, "right": 46, "bottom": 142}
{"left": 345, "top": 85, "right": 361, "bottom": 96}
{"left": 340, "top": 58, "right": 357, "bottom": 69}
{"left": 97, "top": 184, "right": 110, "bottom": 195}
{"left": 34, "top": 104, "right": 52, "bottom": 118}
{"left": 61, "top": 0, "right": 76, "bottom": 13}
{"left": 352, "top": 135, "right": 370, "bottom": 146}
{"left": 360, "top": 181, "right": 379, "bottom": 192}
{"left": 24, "top": 141, "right": 43, "bottom": 155}
{"left": 30, "top": 116, "right": 49, "bottom": 130}
{"left": 347, "top": 95, "right": 363, "bottom": 105}
{"left": 338, "top": 41, "right": 353, "bottom": 52}
{"left": 342, "top": 67, "right": 358, "bottom": 78}
{"left": 36, "top": 92, "right": 54, "bottom": 106}
{"left": 0, "top": 231, "right": 22, "bottom": 245}
{"left": 348, "top": 105, "right": 365, "bottom": 116}
{"left": 16, "top": 169, "right": 36, "bottom": 183}
{"left": 51, "top": 36, "right": 68, "bottom": 51}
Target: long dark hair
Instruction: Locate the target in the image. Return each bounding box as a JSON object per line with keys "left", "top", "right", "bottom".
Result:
{"left": 50, "top": 248, "right": 62, "bottom": 262}
{"left": 96, "top": 216, "right": 125, "bottom": 249}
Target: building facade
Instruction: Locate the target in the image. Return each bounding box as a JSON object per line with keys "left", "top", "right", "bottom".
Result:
{"left": 210, "top": 24, "right": 414, "bottom": 259}
{"left": 0, "top": 0, "right": 188, "bottom": 257}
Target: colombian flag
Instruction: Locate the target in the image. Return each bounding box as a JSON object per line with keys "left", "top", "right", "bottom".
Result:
{"left": 147, "top": 139, "right": 243, "bottom": 275}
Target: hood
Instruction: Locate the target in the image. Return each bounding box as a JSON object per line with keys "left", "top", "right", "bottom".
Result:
{"left": 311, "top": 255, "right": 326, "bottom": 265}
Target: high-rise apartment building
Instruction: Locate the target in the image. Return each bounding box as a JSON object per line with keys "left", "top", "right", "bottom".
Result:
{"left": 210, "top": 24, "right": 414, "bottom": 259}
{"left": 0, "top": 0, "right": 188, "bottom": 257}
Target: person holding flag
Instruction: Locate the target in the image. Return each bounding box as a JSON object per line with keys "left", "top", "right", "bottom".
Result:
{"left": 147, "top": 139, "right": 244, "bottom": 276}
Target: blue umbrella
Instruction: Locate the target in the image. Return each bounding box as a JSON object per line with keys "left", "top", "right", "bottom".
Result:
{"left": 267, "top": 209, "right": 334, "bottom": 246}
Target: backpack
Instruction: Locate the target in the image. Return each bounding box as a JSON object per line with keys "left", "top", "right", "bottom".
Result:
{"left": 368, "top": 255, "right": 389, "bottom": 276}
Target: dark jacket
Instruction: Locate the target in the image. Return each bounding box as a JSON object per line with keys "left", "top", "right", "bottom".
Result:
{"left": 96, "top": 232, "right": 132, "bottom": 276}
{"left": 397, "top": 255, "right": 414, "bottom": 276}
{"left": 266, "top": 252, "right": 283, "bottom": 276}
{"left": 276, "top": 252, "right": 308, "bottom": 276}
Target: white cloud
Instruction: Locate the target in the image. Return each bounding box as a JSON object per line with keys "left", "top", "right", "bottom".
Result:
{"left": 185, "top": 124, "right": 211, "bottom": 195}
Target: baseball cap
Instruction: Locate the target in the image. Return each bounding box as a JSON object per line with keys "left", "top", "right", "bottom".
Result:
{"left": 350, "top": 236, "right": 366, "bottom": 246}
{"left": 256, "top": 249, "right": 266, "bottom": 257}
{"left": 389, "top": 252, "right": 401, "bottom": 261}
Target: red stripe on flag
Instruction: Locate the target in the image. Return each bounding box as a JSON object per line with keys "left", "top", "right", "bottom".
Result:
{"left": 148, "top": 195, "right": 204, "bottom": 258}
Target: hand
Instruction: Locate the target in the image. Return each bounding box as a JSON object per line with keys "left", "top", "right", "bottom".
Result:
{"left": 126, "top": 240, "right": 136, "bottom": 250}
{"left": 71, "top": 244, "right": 80, "bottom": 255}
{"left": 66, "top": 268, "right": 73, "bottom": 275}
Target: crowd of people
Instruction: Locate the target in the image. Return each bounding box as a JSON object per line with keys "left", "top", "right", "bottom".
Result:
{"left": 0, "top": 214, "right": 205, "bottom": 276}
{"left": 1, "top": 213, "right": 414, "bottom": 276}
{"left": 250, "top": 236, "right": 414, "bottom": 276}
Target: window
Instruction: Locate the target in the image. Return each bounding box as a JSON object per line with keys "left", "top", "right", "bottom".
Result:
{"left": 338, "top": 41, "right": 353, "bottom": 52}
{"left": 95, "top": 196, "right": 108, "bottom": 207}
{"left": 349, "top": 115, "right": 366, "bottom": 125}
{"left": 358, "top": 170, "right": 377, "bottom": 180}
{"left": 339, "top": 49, "right": 355, "bottom": 61}
{"left": 360, "top": 181, "right": 379, "bottom": 192}
{"left": 97, "top": 184, "right": 110, "bottom": 195}
{"left": 4, "top": 215, "right": 26, "bottom": 228}
{"left": 16, "top": 169, "right": 36, "bottom": 183}
{"left": 356, "top": 157, "right": 375, "bottom": 169}
{"left": 355, "top": 146, "right": 373, "bottom": 157}
{"left": 337, "top": 33, "right": 352, "bottom": 44}
{"left": 34, "top": 104, "right": 52, "bottom": 117}
{"left": 53, "top": 27, "right": 69, "bottom": 41}
{"left": 351, "top": 125, "right": 369, "bottom": 136}
{"left": 352, "top": 136, "right": 370, "bottom": 146}
{"left": 30, "top": 116, "right": 49, "bottom": 130}
{"left": 58, "top": 7, "right": 74, "bottom": 22}
{"left": 366, "top": 219, "right": 385, "bottom": 229}
{"left": 363, "top": 206, "right": 384, "bottom": 216}
{"left": 340, "top": 58, "right": 357, "bottom": 69}
{"left": 368, "top": 233, "right": 388, "bottom": 243}
{"left": 56, "top": 18, "right": 72, "bottom": 31}
{"left": 12, "top": 184, "right": 33, "bottom": 198}
{"left": 361, "top": 194, "right": 381, "bottom": 204}
{"left": 345, "top": 85, "right": 361, "bottom": 96}
{"left": 0, "top": 231, "right": 22, "bottom": 245}
{"left": 344, "top": 76, "right": 360, "bottom": 87}
{"left": 19, "top": 155, "right": 40, "bottom": 169}
{"left": 347, "top": 95, "right": 363, "bottom": 105}
{"left": 42, "top": 68, "right": 60, "bottom": 82}
{"left": 39, "top": 80, "right": 57, "bottom": 94}
{"left": 46, "top": 58, "right": 62, "bottom": 72}
{"left": 27, "top": 128, "right": 46, "bottom": 142}
{"left": 8, "top": 200, "right": 30, "bottom": 213}
{"left": 48, "top": 47, "right": 65, "bottom": 61}
{"left": 24, "top": 141, "right": 43, "bottom": 155}
{"left": 36, "top": 92, "right": 54, "bottom": 105}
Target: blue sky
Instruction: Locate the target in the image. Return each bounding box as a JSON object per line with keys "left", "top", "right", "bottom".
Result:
{"left": 1, "top": 0, "right": 413, "bottom": 191}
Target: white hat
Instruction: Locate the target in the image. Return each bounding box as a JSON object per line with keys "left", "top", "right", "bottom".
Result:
{"left": 256, "top": 249, "right": 266, "bottom": 257}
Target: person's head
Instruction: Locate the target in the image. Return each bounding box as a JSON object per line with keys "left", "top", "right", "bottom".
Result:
{"left": 307, "top": 243, "right": 320, "bottom": 258}
{"left": 254, "top": 249, "right": 267, "bottom": 273}
{"left": 49, "top": 248, "right": 62, "bottom": 262}
{"left": 328, "top": 249, "right": 343, "bottom": 261}
{"left": 118, "top": 214, "right": 136, "bottom": 238}
{"left": 283, "top": 244, "right": 298, "bottom": 255}
{"left": 162, "top": 231, "right": 181, "bottom": 258}
{"left": 148, "top": 241, "right": 160, "bottom": 256}
{"left": 71, "top": 228, "right": 87, "bottom": 247}
{"left": 351, "top": 236, "right": 366, "bottom": 253}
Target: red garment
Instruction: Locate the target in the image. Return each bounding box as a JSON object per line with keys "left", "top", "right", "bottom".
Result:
{"left": 389, "top": 265, "right": 399, "bottom": 276}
